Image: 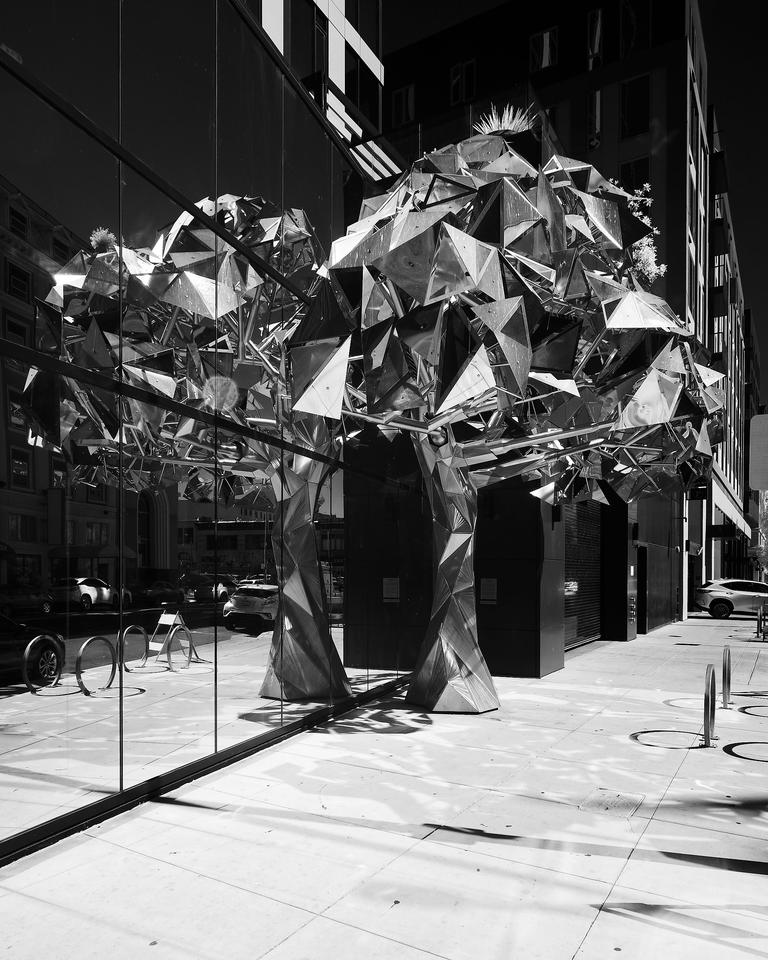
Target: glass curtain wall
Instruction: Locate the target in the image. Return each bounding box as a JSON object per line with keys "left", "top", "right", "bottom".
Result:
{"left": 0, "top": 0, "right": 411, "bottom": 850}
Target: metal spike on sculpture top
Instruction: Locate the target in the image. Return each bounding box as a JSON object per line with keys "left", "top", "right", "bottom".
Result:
{"left": 324, "top": 105, "right": 724, "bottom": 713}
{"left": 23, "top": 105, "right": 724, "bottom": 714}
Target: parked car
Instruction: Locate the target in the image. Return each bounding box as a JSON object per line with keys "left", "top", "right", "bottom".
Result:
{"left": 0, "top": 585, "right": 56, "bottom": 618}
{"left": 130, "top": 581, "right": 184, "bottom": 607}
{"left": 191, "top": 576, "right": 239, "bottom": 603}
{"left": 223, "top": 584, "right": 279, "bottom": 632}
{"left": 49, "top": 577, "right": 132, "bottom": 612}
{"left": 0, "top": 613, "right": 64, "bottom": 686}
{"left": 695, "top": 579, "right": 768, "bottom": 618}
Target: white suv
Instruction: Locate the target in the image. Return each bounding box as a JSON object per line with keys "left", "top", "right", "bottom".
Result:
{"left": 695, "top": 579, "right": 768, "bottom": 618}
{"left": 223, "top": 584, "right": 279, "bottom": 632}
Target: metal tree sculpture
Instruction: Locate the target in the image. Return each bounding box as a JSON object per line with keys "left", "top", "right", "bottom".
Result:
{"left": 25, "top": 195, "right": 353, "bottom": 702}
{"left": 327, "top": 126, "right": 724, "bottom": 713}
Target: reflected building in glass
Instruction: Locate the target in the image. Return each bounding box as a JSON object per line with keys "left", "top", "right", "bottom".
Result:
{"left": 0, "top": 0, "right": 403, "bottom": 865}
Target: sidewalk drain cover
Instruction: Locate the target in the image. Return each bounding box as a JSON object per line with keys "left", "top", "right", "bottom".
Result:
{"left": 675, "top": 643, "right": 700, "bottom": 646}
{"left": 579, "top": 787, "right": 644, "bottom": 817}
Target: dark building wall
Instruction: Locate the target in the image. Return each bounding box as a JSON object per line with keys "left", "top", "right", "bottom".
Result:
{"left": 343, "top": 433, "right": 432, "bottom": 671}
{"left": 638, "top": 492, "right": 681, "bottom": 630}
{"left": 476, "top": 481, "right": 564, "bottom": 677}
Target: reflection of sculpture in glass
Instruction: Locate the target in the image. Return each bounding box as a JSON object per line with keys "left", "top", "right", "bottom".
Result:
{"left": 25, "top": 197, "right": 352, "bottom": 702}
{"left": 325, "top": 117, "right": 724, "bottom": 712}
{"left": 22, "top": 113, "right": 726, "bottom": 715}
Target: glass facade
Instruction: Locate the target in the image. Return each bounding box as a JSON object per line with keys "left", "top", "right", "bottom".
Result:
{"left": 0, "top": 2, "right": 404, "bottom": 854}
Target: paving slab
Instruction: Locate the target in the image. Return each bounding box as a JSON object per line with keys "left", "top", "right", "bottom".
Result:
{"left": 2, "top": 613, "right": 768, "bottom": 959}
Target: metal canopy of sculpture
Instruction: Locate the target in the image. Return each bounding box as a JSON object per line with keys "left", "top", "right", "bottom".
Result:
{"left": 325, "top": 130, "right": 723, "bottom": 713}
{"left": 21, "top": 123, "right": 724, "bottom": 714}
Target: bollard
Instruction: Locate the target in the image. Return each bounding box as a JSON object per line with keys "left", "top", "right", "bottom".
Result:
{"left": 703, "top": 663, "right": 717, "bottom": 747}
{"left": 722, "top": 646, "right": 731, "bottom": 709}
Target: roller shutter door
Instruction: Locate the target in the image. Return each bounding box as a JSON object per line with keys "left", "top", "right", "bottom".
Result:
{"left": 564, "top": 501, "right": 602, "bottom": 649}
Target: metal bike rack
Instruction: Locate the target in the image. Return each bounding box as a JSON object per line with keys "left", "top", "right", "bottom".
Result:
{"left": 722, "top": 645, "right": 732, "bottom": 709}
{"left": 75, "top": 635, "right": 117, "bottom": 696}
{"left": 22, "top": 634, "right": 64, "bottom": 694}
{"left": 165, "top": 624, "right": 193, "bottom": 672}
{"left": 703, "top": 663, "right": 718, "bottom": 747}
{"left": 120, "top": 624, "right": 150, "bottom": 671}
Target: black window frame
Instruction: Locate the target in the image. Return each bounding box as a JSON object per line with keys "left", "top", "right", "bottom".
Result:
{"left": 8, "top": 206, "right": 28, "bottom": 238}
{"left": 9, "top": 446, "right": 32, "bottom": 490}
{"left": 5, "top": 260, "right": 32, "bottom": 303}
{"left": 620, "top": 74, "right": 651, "bottom": 139}
{"left": 529, "top": 26, "right": 559, "bottom": 73}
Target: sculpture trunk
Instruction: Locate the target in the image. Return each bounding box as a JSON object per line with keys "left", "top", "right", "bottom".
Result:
{"left": 260, "top": 417, "right": 352, "bottom": 702}
{"left": 406, "top": 435, "right": 499, "bottom": 713}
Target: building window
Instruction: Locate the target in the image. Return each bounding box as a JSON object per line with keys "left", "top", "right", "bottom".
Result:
{"left": 586, "top": 89, "right": 602, "bottom": 149}
{"left": 87, "top": 483, "right": 107, "bottom": 504}
{"left": 3, "top": 313, "right": 29, "bottom": 346}
{"left": 712, "top": 253, "right": 729, "bottom": 289}
{"left": 620, "top": 0, "right": 651, "bottom": 56}
{"left": 620, "top": 75, "right": 650, "bottom": 138}
{"left": 714, "top": 193, "right": 724, "bottom": 219}
{"left": 448, "top": 60, "right": 475, "bottom": 106}
{"left": 530, "top": 27, "right": 558, "bottom": 72}
{"left": 178, "top": 527, "right": 194, "bottom": 545}
{"left": 10, "top": 448, "right": 31, "bottom": 489}
{"left": 392, "top": 84, "right": 415, "bottom": 128}
{"left": 52, "top": 237, "right": 69, "bottom": 263}
{"left": 9, "top": 207, "right": 28, "bottom": 238}
{"left": 5, "top": 262, "right": 32, "bottom": 303}
{"left": 587, "top": 9, "right": 603, "bottom": 70}
{"left": 619, "top": 156, "right": 650, "bottom": 194}
{"left": 8, "top": 513, "right": 37, "bottom": 542}
{"left": 7, "top": 388, "right": 25, "bottom": 431}
{"left": 347, "top": 0, "right": 380, "bottom": 56}
{"left": 51, "top": 458, "right": 68, "bottom": 490}
{"left": 13, "top": 554, "right": 42, "bottom": 586}
{"left": 85, "top": 522, "right": 110, "bottom": 546}
{"left": 290, "top": 0, "right": 327, "bottom": 83}
{"left": 244, "top": 534, "right": 261, "bottom": 550}
{"left": 346, "top": 47, "right": 381, "bottom": 128}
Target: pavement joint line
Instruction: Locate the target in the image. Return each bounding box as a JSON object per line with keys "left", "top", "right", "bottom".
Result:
{"left": 609, "top": 876, "right": 768, "bottom": 928}
{"left": 568, "top": 677, "right": 700, "bottom": 960}
{"left": 418, "top": 826, "right": 622, "bottom": 889}
{"left": 87, "top": 829, "right": 325, "bottom": 920}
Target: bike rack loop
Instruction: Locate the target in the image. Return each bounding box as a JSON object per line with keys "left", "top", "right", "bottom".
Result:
{"left": 703, "top": 663, "right": 718, "bottom": 747}
{"left": 722, "top": 645, "right": 732, "bottom": 709}
{"left": 166, "top": 624, "right": 193, "bottom": 672}
{"left": 120, "top": 624, "right": 149, "bottom": 672}
{"left": 75, "top": 635, "right": 117, "bottom": 696}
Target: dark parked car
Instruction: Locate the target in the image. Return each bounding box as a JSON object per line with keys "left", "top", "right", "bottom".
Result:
{"left": 0, "top": 585, "right": 56, "bottom": 617}
{"left": 130, "top": 581, "right": 185, "bottom": 607}
{"left": 0, "top": 614, "right": 64, "bottom": 687}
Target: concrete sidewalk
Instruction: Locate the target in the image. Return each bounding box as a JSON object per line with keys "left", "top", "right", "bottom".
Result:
{"left": 2, "top": 614, "right": 768, "bottom": 959}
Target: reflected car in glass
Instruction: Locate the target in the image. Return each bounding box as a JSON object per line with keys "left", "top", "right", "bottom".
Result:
{"left": 695, "top": 579, "right": 768, "bottom": 618}
{"left": 223, "top": 584, "right": 279, "bottom": 632}
{"left": 49, "top": 577, "right": 131, "bottom": 612}
{"left": 0, "top": 585, "right": 56, "bottom": 617}
{"left": 130, "top": 581, "right": 185, "bottom": 607}
{"left": 0, "top": 614, "right": 64, "bottom": 686}
{"left": 189, "top": 576, "right": 238, "bottom": 603}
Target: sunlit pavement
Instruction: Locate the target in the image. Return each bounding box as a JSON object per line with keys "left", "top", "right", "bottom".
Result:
{"left": 2, "top": 614, "right": 768, "bottom": 959}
